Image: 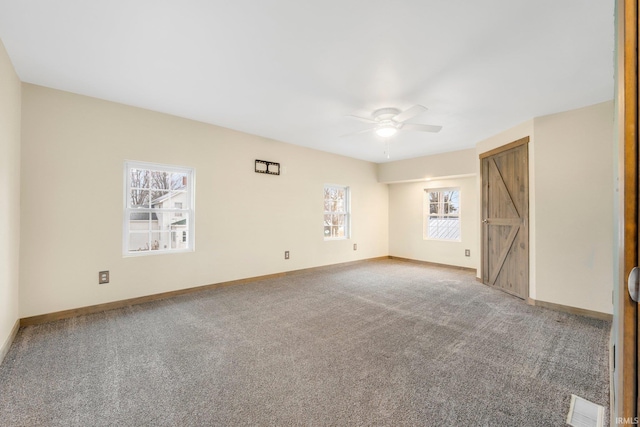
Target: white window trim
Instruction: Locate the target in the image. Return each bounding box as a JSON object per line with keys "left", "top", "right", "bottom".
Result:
{"left": 423, "top": 187, "right": 461, "bottom": 242}
{"left": 324, "top": 184, "right": 351, "bottom": 240}
{"left": 123, "top": 160, "right": 196, "bottom": 257}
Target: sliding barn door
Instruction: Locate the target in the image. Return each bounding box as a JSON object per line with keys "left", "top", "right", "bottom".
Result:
{"left": 481, "top": 138, "right": 529, "bottom": 299}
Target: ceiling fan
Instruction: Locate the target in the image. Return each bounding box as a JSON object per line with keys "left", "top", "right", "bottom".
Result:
{"left": 344, "top": 104, "right": 442, "bottom": 138}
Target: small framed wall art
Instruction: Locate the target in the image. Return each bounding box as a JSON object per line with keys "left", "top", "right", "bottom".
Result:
{"left": 255, "top": 159, "right": 280, "bottom": 175}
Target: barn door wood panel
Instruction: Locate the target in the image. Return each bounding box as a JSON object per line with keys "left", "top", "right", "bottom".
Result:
{"left": 481, "top": 138, "right": 529, "bottom": 299}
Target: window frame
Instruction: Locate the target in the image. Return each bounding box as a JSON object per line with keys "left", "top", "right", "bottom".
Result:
{"left": 323, "top": 184, "right": 351, "bottom": 240}
{"left": 423, "top": 187, "right": 461, "bottom": 242}
{"left": 123, "top": 160, "right": 195, "bottom": 257}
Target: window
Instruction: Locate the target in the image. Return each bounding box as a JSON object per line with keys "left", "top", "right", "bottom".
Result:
{"left": 424, "top": 188, "right": 460, "bottom": 241}
{"left": 324, "top": 185, "right": 350, "bottom": 239}
{"left": 124, "top": 161, "right": 195, "bottom": 255}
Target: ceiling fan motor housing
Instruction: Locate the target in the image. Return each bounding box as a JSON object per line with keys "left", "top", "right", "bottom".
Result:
{"left": 372, "top": 107, "right": 401, "bottom": 121}
{"left": 372, "top": 108, "right": 402, "bottom": 136}
{"left": 343, "top": 104, "right": 440, "bottom": 140}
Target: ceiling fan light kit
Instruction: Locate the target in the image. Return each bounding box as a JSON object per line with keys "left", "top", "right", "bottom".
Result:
{"left": 344, "top": 104, "right": 442, "bottom": 139}
{"left": 375, "top": 125, "right": 398, "bottom": 138}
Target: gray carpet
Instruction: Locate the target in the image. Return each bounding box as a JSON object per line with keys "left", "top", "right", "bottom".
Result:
{"left": 0, "top": 259, "right": 610, "bottom": 426}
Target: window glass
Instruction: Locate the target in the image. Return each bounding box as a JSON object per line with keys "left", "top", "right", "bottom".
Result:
{"left": 324, "top": 185, "right": 350, "bottom": 239}
{"left": 124, "top": 161, "right": 194, "bottom": 255}
{"left": 424, "top": 188, "right": 460, "bottom": 241}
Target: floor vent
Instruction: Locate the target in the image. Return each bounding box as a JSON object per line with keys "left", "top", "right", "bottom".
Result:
{"left": 566, "top": 394, "right": 604, "bottom": 427}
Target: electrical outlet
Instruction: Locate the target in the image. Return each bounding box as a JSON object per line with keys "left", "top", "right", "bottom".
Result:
{"left": 353, "top": 243, "right": 357, "bottom": 250}
{"left": 284, "top": 251, "right": 290, "bottom": 260}
{"left": 99, "top": 271, "right": 109, "bottom": 284}
{"left": 465, "top": 249, "right": 470, "bottom": 257}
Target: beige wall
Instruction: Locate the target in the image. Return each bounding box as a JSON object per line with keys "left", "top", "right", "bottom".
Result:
{"left": 0, "top": 39, "right": 21, "bottom": 358}
{"left": 19, "top": 84, "right": 389, "bottom": 317}
{"left": 11, "top": 82, "right": 616, "bottom": 318}
{"left": 383, "top": 103, "right": 614, "bottom": 315}
{"left": 388, "top": 176, "right": 478, "bottom": 269}
{"left": 377, "top": 148, "right": 476, "bottom": 183}
{"left": 533, "top": 101, "right": 614, "bottom": 314}
{"left": 382, "top": 124, "right": 534, "bottom": 277}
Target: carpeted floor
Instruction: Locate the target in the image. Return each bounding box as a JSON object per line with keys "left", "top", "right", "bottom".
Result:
{"left": 0, "top": 259, "right": 610, "bottom": 426}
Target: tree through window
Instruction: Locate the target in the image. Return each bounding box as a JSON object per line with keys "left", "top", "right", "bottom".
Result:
{"left": 324, "top": 185, "right": 350, "bottom": 239}
{"left": 124, "top": 161, "right": 195, "bottom": 255}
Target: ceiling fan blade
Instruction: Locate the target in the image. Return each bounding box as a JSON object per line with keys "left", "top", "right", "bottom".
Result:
{"left": 345, "top": 114, "right": 378, "bottom": 124}
{"left": 341, "top": 127, "right": 376, "bottom": 137}
{"left": 393, "top": 105, "right": 427, "bottom": 123}
{"left": 401, "top": 123, "right": 443, "bottom": 133}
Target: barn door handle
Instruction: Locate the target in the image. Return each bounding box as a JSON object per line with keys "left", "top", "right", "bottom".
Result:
{"left": 628, "top": 267, "right": 640, "bottom": 302}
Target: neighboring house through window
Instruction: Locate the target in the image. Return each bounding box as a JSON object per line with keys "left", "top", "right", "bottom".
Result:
{"left": 324, "top": 185, "right": 350, "bottom": 239}
{"left": 424, "top": 188, "right": 460, "bottom": 241}
{"left": 124, "top": 161, "right": 195, "bottom": 255}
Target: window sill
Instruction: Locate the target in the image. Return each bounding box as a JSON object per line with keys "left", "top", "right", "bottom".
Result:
{"left": 123, "top": 248, "right": 194, "bottom": 258}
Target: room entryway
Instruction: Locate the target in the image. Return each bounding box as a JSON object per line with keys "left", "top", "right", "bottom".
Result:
{"left": 618, "top": 0, "right": 639, "bottom": 419}
{"left": 480, "top": 137, "right": 529, "bottom": 299}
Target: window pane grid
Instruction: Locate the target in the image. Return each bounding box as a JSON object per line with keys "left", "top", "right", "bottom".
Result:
{"left": 427, "top": 217, "right": 460, "bottom": 240}
{"left": 323, "top": 185, "right": 350, "bottom": 239}
{"left": 125, "top": 161, "right": 194, "bottom": 255}
{"left": 424, "top": 189, "right": 460, "bottom": 241}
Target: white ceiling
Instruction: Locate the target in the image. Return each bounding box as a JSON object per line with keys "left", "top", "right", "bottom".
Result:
{"left": 0, "top": 0, "right": 615, "bottom": 163}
